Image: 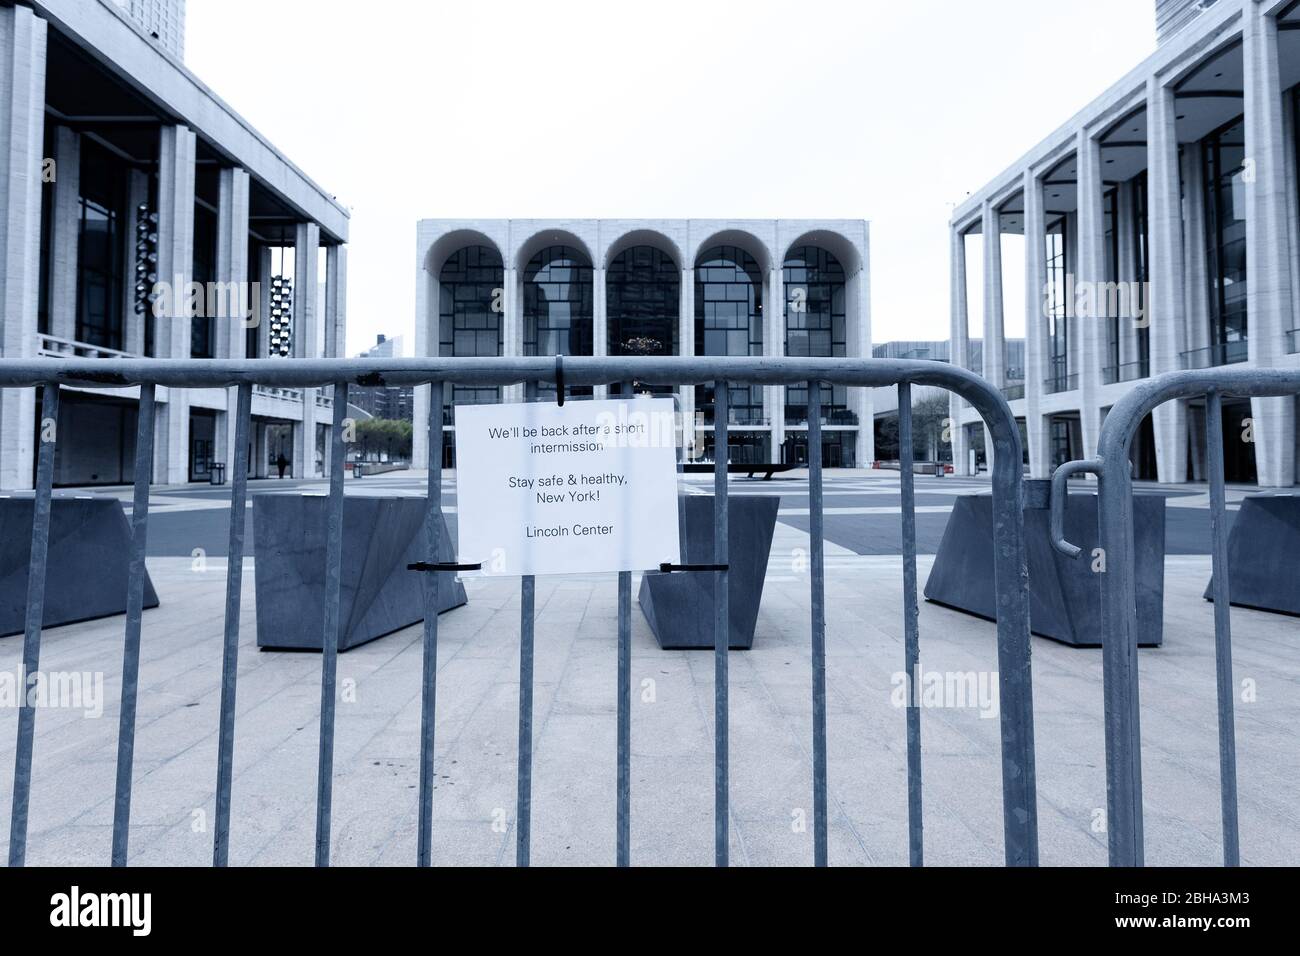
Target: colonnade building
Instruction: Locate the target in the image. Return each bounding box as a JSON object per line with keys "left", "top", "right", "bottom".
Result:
{"left": 0, "top": 0, "right": 349, "bottom": 488}
{"left": 413, "top": 220, "right": 872, "bottom": 468}
{"left": 951, "top": 0, "right": 1300, "bottom": 486}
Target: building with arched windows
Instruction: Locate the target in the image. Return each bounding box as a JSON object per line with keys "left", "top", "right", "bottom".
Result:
{"left": 414, "top": 220, "right": 872, "bottom": 468}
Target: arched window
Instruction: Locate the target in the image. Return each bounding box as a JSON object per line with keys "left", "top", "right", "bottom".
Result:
{"left": 607, "top": 245, "right": 678, "bottom": 358}
{"left": 694, "top": 244, "right": 766, "bottom": 461}
{"left": 439, "top": 245, "right": 503, "bottom": 413}
{"left": 783, "top": 245, "right": 855, "bottom": 466}
{"left": 524, "top": 245, "right": 593, "bottom": 396}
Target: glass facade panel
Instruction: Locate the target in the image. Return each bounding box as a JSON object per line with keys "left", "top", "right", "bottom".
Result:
{"left": 1105, "top": 188, "right": 1120, "bottom": 374}
{"left": 439, "top": 245, "right": 504, "bottom": 418}
{"left": 245, "top": 238, "right": 261, "bottom": 359}
{"left": 1204, "top": 118, "right": 1248, "bottom": 363}
{"left": 76, "top": 140, "right": 125, "bottom": 352}
{"left": 1045, "top": 217, "right": 1069, "bottom": 391}
{"left": 694, "top": 245, "right": 764, "bottom": 426}
{"left": 191, "top": 203, "right": 216, "bottom": 358}
{"left": 1133, "top": 172, "right": 1151, "bottom": 373}
{"left": 783, "top": 245, "right": 851, "bottom": 426}
{"left": 524, "top": 245, "right": 593, "bottom": 397}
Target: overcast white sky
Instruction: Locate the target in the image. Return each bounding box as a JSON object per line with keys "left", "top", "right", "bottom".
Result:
{"left": 186, "top": 0, "right": 1156, "bottom": 356}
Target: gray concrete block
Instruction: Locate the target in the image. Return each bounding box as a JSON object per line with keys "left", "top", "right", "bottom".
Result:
{"left": 923, "top": 490, "right": 1165, "bottom": 647}
{"left": 638, "top": 495, "right": 779, "bottom": 650}
{"left": 253, "top": 494, "right": 465, "bottom": 652}
{"left": 0, "top": 493, "right": 159, "bottom": 637}
{"left": 1204, "top": 494, "right": 1300, "bottom": 615}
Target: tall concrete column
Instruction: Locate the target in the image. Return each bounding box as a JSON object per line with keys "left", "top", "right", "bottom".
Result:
{"left": 216, "top": 167, "right": 250, "bottom": 471}
{"left": 325, "top": 244, "right": 347, "bottom": 359}
{"left": 981, "top": 201, "right": 1007, "bottom": 388}
{"left": 293, "top": 221, "right": 320, "bottom": 478}
{"left": 1243, "top": 0, "right": 1296, "bottom": 487}
{"left": 1147, "top": 77, "right": 1190, "bottom": 483}
{"left": 850, "top": 265, "right": 873, "bottom": 467}
{"left": 679, "top": 267, "right": 695, "bottom": 456}
{"left": 592, "top": 266, "right": 607, "bottom": 400}
{"left": 0, "top": 6, "right": 46, "bottom": 490}
{"left": 155, "top": 124, "right": 197, "bottom": 483}
{"left": 501, "top": 266, "right": 521, "bottom": 404}
{"left": 768, "top": 266, "right": 785, "bottom": 461}
{"left": 215, "top": 167, "right": 250, "bottom": 360}
{"left": 981, "top": 201, "right": 1006, "bottom": 472}
{"left": 1023, "top": 168, "right": 1050, "bottom": 478}
{"left": 256, "top": 244, "right": 272, "bottom": 358}
{"left": 949, "top": 224, "right": 970, "bottom": 475}
{"left": 412, "top": 256, "right": 434, "bottom": 469}
{"left": 1076, "top": 128, "right": 1107, "bottom": 462}
{"left": 47, "top": 124, "right": 79, "bottom": 342}
{"left": 293, "top": 222, "right": 321, "bottom": 359}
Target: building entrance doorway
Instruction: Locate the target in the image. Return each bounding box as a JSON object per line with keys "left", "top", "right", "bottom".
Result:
{"left": 189, "top": 409, "right": 217, "bottom": 482}
{"left": 781, "top": 431, "right": 855, "bottom": 468}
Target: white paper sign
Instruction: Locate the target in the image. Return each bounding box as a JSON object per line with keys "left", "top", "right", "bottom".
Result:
{"left": 454, "top": 398, "right": 682, "bottom": 576}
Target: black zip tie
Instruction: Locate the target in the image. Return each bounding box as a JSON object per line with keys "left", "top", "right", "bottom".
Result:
{"left": 408, "top": 562, "right": 483, "bottom": 572}
{"left": 659, "top": 562, "right": 729, "bottom": 573}
{"left": 555, "top": 354, "right": 565, "bottom": 406}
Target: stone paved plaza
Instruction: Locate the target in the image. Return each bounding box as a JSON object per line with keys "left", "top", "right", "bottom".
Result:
{"left": 0, "top": 471, "right": 1297, "bottom": 866}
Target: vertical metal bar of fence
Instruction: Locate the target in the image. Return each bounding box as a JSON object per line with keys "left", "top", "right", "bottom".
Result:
{"left": 517, "top": 576, "right": 534, "bottom": 867}
{"left": 213, "top": 382, "right": 253, "bottom": 867}
{"left": 1205, "top": 390, "right": 1240, "bottom": 866}
{"left": 807, "top": 381, "right": 829, "bottom": 867}
{"left": 314, "top": 382, "right": 349, "bottom": 867}
{"left": 517, "top": 380, "right": 538, "bottom": 867}
{"left": 7, "top": 384, "right": 61, "bottom": 868}
{"left": 1097, "top": 448, "right": 1143, "bottom": 866}
{"left": 713, "top": 380, "right": 730, "bottom": 867}
{"left": 110, "top": 384, "right": 156, "bottom": 867}
{"left": 417, "top": 383, "right": 444, "bottom": 867}
{"left": 989, "top": 412, "right": 1038, "bottom": 867}
{"left": 897, "top": 382, "right": 924, "bottom": 866}
{"left": 617, "top": 380, "right": 633, "bottom": 867}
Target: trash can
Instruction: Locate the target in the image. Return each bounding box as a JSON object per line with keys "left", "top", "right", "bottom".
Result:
{"left": 209, "top": 462, "right": 226, "bottom": 486}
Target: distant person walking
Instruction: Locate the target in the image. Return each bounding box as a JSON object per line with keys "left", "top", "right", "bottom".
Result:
{"left": 276, "top": 452, "right": 289, "bottom": 479}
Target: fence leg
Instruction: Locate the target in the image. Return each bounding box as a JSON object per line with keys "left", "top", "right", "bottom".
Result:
{"left": 713, "top": 380, "right": 730, "bottom": 867}
{"left": 807, "top": 381, "right": 829, "bottom": 867}
{"left": 7, "top": 384, "right": 61, "bottom": 868}
{"left": 213, "top": 382, "right": 253, "bottom": 866}
{"left": 1205, "top": 390, "right": 1240, "bottom": 866}
{"left": 517, "top": 573, "right": 535, "bottom": 867}
{"left": 617, "top": 381, "right": 633, "bottom": 867}
{"left": 314, "top": 382, "right": 349, "bottom": 867}
{"left": 111, "top": 384, "right": 156, "bottom": 866}
{"left": 1097, "top": 455, "right": 1143, "bottom": 866}
{"left": 417, "top": 383, "right": 444, "bottom": 866}
{"left": 989, "top": 416, "right": 1038, "bottom": 866}
{"left": 898, "top": 383, "right": 924, "bottom": 866}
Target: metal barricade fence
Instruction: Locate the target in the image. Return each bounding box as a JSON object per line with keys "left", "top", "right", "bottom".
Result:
{"left": 1050, "top": 366, "right": 1300, "bottom": 867}
{"left": 1, "top": 356, "right": 1039, "bottom": 867}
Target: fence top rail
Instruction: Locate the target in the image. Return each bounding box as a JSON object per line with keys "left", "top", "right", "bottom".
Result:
{"left": 1096, "top": 367, "right": 1300, "bottom": 461}
{"left": 0, "top": 354, "right": 999, "bottom": 401}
